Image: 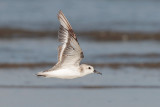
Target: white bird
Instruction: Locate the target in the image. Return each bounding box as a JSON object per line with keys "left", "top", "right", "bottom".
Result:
{"left": 36, "top": 10, "right": 102, "bottom": 79}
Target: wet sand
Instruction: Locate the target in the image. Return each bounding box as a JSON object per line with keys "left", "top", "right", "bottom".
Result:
{"left": 0, "top": 88, "right": 160, "bottom": 107}
{"left": 1, "top": 84, "right": 160, "bottom": 89}
{"left": 0, "top": 67, "right": 160, "bottom": 107}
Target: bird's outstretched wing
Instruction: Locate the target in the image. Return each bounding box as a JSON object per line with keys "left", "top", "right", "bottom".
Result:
{"left": 54, "top": 10, "right": 84, "bottom": 68}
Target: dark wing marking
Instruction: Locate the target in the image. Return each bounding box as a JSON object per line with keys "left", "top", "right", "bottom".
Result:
{"left": 52, "top": 10, "right": 84, "bottom": 70}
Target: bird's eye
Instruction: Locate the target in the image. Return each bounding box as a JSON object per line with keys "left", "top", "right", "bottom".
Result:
{"left": 88, "top": 67, "right": 91, "bottom": 69}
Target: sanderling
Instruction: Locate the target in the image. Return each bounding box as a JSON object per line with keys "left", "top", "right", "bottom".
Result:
{"left": 36, "top": 10, "right": 102, "bottom": 79}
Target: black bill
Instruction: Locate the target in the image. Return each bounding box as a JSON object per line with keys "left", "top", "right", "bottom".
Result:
{"left": 94, "top": 70, "right": 102, "bottom": 75}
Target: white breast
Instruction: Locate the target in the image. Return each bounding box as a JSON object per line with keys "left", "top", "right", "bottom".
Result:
{"left": 44, "top": 67, "right": 81, "bottom": 79}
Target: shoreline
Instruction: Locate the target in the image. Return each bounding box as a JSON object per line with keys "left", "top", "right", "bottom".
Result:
{"left": 0, "top": 85, "right": 160, "bottom": 89}
{"left": 1, "top": 62, "right": 160, "bottom": 69}
{"left": 1, "top": 28, "right": 160, "bottom": 41}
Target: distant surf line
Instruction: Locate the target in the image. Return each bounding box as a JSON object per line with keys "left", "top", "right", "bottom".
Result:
{"left": 0, "top": 85, "right": 160, "bottom": 90}
{"left": 0, "top": 62, "right": 160, "bottom": 68}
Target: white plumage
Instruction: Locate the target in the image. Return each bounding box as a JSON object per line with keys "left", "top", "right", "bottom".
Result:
{"left": 36, "top": 10, "right": 101, "bottom": 79}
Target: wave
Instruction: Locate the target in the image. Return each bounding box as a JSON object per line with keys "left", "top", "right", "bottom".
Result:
{"left": 1, "top": 62, "right": 160, "bottom": 69}
{"left": 1, "top": 28, "right": 160, "bottom": 41}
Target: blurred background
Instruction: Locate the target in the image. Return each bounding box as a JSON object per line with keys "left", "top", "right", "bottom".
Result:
{"left": 0, "top": 0, "right": 160, "bottom": 107}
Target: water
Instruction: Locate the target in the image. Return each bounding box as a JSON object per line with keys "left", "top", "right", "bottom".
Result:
{"left": 0, "top": 0, "right": 160, "bottom": 32}
{"left": 1, "top": 0, "right": 160, "bottom": 106}
{"left": 1, "top": 38, "right": 160, "bottom": 63}
{"left": 0, "top": 37, "right": 160, "bottom": 106}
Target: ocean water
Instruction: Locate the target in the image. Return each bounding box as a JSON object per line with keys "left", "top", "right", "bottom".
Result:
{"left": 0, "top": 38, "right": 160, "bottom": 63}
{"left": 0, "top": 0, "right": 160, "bottom": 32}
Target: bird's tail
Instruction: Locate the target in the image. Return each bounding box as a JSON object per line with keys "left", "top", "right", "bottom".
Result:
{"left": 36, "top": 71, "right": 46, "bottom": 77}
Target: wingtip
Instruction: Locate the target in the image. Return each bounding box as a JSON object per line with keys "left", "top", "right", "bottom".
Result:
{"left": 57, "top": 10, "right": 61, "bottom": 19}
{"left": 57, "top": 10, "right": 72, "bottom": 30}
{"left": 59, "top": 10, "right": 62, "bottom": 14}
{"left": 57, "top": 10, "right": 63, "bottom": 19}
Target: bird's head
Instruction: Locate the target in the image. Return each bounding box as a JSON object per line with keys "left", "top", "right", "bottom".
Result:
{"left": 80, "top": 64, "right": 102, "bottom": 76}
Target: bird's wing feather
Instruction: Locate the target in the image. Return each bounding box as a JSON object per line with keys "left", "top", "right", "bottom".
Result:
{"left": 52, "top": 10, "right": 84, "bottom": 70}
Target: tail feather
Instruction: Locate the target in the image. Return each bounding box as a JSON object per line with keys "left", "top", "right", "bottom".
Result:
{"left": 36, "top": 72, "right": 46, "bottom": 77}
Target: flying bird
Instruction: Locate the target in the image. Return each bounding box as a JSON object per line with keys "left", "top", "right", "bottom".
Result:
{"left": 36, "top": 10, "right": 102, "bottom": 79}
